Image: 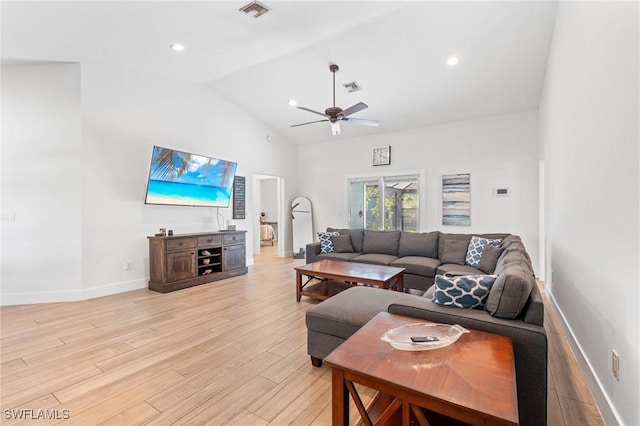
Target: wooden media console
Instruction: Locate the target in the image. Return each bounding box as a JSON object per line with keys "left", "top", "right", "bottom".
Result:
{"left": 147, "top": 231, "right": 247, "bottom": 293}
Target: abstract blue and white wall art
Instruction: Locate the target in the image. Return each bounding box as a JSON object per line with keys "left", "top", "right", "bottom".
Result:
{"left": 442, "top": 173, "right": 471, "bottom": 226}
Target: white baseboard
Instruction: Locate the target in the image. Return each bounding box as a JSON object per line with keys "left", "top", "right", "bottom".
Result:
{"left": 82, "top": 278, "right": 148, "bottom": 300}
{"left": 0, "top": 278, "right": 147, "bottom": 306}
{"left": 547, "top": 291, "right": 622, "bottom": 425}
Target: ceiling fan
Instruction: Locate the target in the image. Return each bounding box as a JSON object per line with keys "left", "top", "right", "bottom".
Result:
{"left": 291, "top": 64, "right": 381, "bottom": 136}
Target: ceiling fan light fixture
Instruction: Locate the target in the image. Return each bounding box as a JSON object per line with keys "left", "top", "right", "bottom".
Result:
{"left": 288, "top": 99, "right": 297, "bottom": 106}
{"left": 331, "top": 121, "right": 341, "bottom": 136}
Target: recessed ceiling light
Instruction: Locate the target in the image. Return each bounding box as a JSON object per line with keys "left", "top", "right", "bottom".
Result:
{"left": 288, "top": 99, "right": 297, "bottom": 106}
{"left": 447, "top": 56, "right": 459, "bottom": 66}
{"left": 170, "top": 43, "right": 185, "bottom": 52}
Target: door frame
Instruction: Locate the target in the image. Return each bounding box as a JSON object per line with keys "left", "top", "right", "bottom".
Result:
{"left": 252, "top": 174, "right": 286, "bottom": 257}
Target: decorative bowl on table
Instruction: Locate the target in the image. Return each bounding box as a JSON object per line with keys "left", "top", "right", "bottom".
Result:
{"left": 381, "top": 323, "right": 470, "bottom": 351}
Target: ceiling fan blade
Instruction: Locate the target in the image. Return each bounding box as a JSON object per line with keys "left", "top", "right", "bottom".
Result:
{"left": 297, "top": 106, "right": 329, "bottom": 118}
{"left": 291, "top": 119, "right": 329, "bottom": 128}
{"left": 341, "top": 117, "right": 381, "bottom": 127}
{"left": 339, "top": 102, "right": 368, "bottom": 117}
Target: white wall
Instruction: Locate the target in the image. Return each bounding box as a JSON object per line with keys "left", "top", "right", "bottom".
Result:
{"left": 259, "top": 178, "right": 278, "bottom": 224}
{"left": 299, "top": 111, "right": 540, "bottom": 273}
{"left": 539, "top": 2, "right": 639, "bottom": 424}
{"left": 2, "top": 63, "right": 83, "bottom": 302}
{"left": 1, "top": 62, "right": 300, "bottom": 305}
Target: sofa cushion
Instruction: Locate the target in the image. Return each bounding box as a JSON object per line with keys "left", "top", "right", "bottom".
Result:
{"left": 305, "top": 286, "right": 428, "bottom": 340}
{"left": 438, "top": 233, "right": 509, "bottom": 260}
{"left": 440, "top": 239, "right": 468, "bottom": 265}
{"left": 331, "top": 234, "right": 354, "bottom": 253}
{"left": 351, "top": 253, "right": 399, "bottom": 266}
{"left": 485, "top": 267, "right": 535, "bottom": 319}
{"left": 328, "top": 228, "right": 364, "bottom": 253}
{"left": 436, "top": 263, "right": 483, "bottom": 276}
{"left": 317, "top": 252, "right": 362, "bottom": 262}
{"left": 495, "top": 244, "right": 535, "bottom": 276}
{"left": 350, "top": 229, "right": 365, "bottom": 253}
{"left": 423, "top": 285, "right": 436, "bottom": 299}
{"left": 318, "top": 231, "right": 340, "bottom": 253}
{"left": 362, "top": 230, "right": 401, "bottom": 256}
{"left": 432, "top": 274, "right": 497, "bottom": 309}
{"left": 477, "top": 245, "right": 503, "bottom": 274}
{"left": 398, "top": 231, "right": 439, "bottom": 258}
{"left": 465, "top": 236, "right": 502, "bottom": 267}
{"left": 501, "top": 259, "right": 535, "bottom": 277}
{"left": 499, "top": 234, "right": 523, "bottom": 250}
{"left": 391, "top": 256, "right": 440, "bottom": 277}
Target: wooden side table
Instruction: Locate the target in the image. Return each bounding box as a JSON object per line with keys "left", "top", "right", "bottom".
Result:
{"left": 324, "top": 312, "right": 519, "bottom": 426}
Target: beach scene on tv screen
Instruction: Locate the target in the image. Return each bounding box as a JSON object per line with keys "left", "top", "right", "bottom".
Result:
{"left": 146, "top": 147, "right": 237, "bottom": 207}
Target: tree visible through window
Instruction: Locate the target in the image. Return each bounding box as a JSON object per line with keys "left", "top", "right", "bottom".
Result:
{"left": 349, "top": 175, "right": 419, "bottom": 231}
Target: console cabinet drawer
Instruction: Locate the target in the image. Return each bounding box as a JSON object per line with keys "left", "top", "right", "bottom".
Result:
{"left": 166, "top": 237, "right": 196, "bottom": 251}
{"left": 223, "top": 233, "right": 245, "bottom": 244}
{"left": 198, "top": 235, "right": 223, "bottom": 246}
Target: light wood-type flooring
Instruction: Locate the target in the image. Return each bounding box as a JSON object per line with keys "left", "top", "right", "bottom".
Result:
{"left": 1, "top": 243, "right": 605, "bottom": 425}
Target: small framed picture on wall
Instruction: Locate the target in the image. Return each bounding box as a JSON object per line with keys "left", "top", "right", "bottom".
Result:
{"left": 372, "top": 145, "right": 391, "bottom": 166}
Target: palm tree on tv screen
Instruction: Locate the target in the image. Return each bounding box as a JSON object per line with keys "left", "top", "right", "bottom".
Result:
{"left": 151, "top": 148, "right": 234, "bottom": 186}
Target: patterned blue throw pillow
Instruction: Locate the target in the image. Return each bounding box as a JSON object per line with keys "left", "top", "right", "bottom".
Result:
{"left": 318, "top": 231, "right": 340, "bottom": 253}
{"left": 465, "top": 236, "right": 502, "bottom": 267}
{"left": 432, "top": 274, "right": 498, "bottom": 309}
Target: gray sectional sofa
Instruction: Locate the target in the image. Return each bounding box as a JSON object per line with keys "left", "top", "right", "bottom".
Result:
{"left": 304, "top": 228, "right": 547, "bottom": 426}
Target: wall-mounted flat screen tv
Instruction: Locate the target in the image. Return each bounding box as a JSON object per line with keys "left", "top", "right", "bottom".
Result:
{"left": 144, "top": 146, "right": 238, "bottom": 208}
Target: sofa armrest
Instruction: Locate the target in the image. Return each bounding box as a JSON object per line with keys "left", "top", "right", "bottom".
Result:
{"left": 305, "top": 242, "right": 321, "bottom": 263}
{"left": 524, "top": 283, "right": 545, "bottom": 326}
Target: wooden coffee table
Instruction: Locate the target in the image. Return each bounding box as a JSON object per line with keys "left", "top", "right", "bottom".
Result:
{"left": 295, "top": 260, "right": 405, "bottom": 302}
{"left": 324, "top": 312, "right": 519, "bottom": 426}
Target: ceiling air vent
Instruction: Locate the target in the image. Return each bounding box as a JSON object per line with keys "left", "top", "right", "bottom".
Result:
{"left": 239, "top": 1, "right": 271, "bottom": 18}
{"left": 343, "top": 81, "right": 361, "bottom": 93}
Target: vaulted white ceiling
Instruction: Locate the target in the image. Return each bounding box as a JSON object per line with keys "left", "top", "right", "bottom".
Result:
{"left": 2, "top": 1, "right": 558, "bottom": 144}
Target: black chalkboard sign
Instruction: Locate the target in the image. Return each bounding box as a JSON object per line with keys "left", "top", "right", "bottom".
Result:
{"left": 232, "top": 176, "right": 246, "bottom": 219}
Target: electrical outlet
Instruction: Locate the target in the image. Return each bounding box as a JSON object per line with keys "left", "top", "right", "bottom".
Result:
{"left": 612, "top": 350, "right": 620, "bottom": 380}
{"left": 125, "top": 261, "right": 134, "bottom": 271}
